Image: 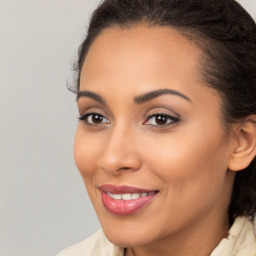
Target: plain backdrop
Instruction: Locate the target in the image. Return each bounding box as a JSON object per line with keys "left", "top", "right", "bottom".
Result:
{"left": 0, "top": 1, "right": 255, "bottom": 256}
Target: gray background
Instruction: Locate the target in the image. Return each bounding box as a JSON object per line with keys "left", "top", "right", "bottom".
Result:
{"left": 0, "top": 1, "right": 255, "bottom": 255}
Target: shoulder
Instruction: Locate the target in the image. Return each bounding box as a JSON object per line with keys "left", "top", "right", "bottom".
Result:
{"left": 211, "top": 216, "right": 256, "bottom": 256}
{"left": 56, "top": 229, "right": 124, "bottom": 256}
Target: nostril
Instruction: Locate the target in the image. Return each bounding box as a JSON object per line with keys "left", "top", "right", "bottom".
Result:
{"left": 98, "top": 148, "right": 142, "bottom": 174}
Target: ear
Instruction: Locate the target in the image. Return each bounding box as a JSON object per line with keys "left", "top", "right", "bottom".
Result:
{"left": 228, "top": 115, "right": 256, "bottom": 172}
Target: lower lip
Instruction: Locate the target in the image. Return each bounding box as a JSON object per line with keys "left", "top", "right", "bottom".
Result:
{"left": 101, "top": 192, "right": 157, "bottom": 215}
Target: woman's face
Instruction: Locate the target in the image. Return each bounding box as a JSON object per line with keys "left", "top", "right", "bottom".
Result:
{"left": 74, "top": 26, "right": 235, "bottom": 247}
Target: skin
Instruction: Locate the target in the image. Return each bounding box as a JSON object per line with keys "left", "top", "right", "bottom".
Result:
{"left": 74, "top": 25, "right": 238, "bottom": 256}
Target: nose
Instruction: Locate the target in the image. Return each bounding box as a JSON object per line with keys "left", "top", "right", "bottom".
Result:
{"left": 98, "top": 126, "right": 141, "bottom": 175}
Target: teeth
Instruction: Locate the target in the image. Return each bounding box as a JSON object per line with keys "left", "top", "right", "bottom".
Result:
{"left": 107, "top": 192, "right": 121, "bottom": 200}
{"left": 113, "top": 194, "right": 122, "bottom": 200}
{"left": 122, "top": 193, "right": 132, "bottom": 200}
{"left": 131, "top": 193, "right": 140, "bottom": 199}
{"left": 106, "top": 192, "right": 155, "bottom": 200}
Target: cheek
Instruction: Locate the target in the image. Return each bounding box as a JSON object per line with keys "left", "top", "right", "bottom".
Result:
{"left": 74, "top": 127, "right": 101, "bottom": 181}
{"left": 142, "top": 124, "right": 230, "bottom": 200}
{"left": 139, "top": 130, "right": 231, "bottom": 232}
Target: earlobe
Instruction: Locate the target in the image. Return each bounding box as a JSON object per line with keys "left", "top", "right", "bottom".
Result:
{"left": 228, "top": 115, "right": 256, "bottom": 172}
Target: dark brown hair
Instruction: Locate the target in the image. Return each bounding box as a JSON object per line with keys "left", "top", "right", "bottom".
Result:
{"left": 71, "top": 0, "right": 256, "bottom": 222}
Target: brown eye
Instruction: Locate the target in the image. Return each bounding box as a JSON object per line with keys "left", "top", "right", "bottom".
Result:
{"left": 155, "top": 115, "right": 169, "bottom": 125}
{"left": 91, "top": 114, "right": 103, "bottom": 123}
{"left": 145, "top": 113, "right": 180, "bottom": 127}
{"left": 79, "top": 113, "right": 110, "bottom": 125}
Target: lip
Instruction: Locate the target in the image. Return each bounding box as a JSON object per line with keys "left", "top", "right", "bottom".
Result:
{"left": 99, "top": 184, "right": 158, "bottom": 215}
{"left": 99, "top": 184, "right": 156, "bottom": 194}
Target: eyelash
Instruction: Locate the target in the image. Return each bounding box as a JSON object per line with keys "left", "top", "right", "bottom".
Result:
{"left": 78, "top": 113, "right": 110, "bottom": 126}
{"left": 143, "top": 113, "right": 180, "bottom": 128}
{"left": 78, "top": 112, "right": 180, "bottom": 129}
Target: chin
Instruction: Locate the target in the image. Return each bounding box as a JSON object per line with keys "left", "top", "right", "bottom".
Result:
{"left": 105, "top": 233, "right": 149, "bottom": 248}
{"left": 101, "top": 223, "right": 157, "bottom": 248}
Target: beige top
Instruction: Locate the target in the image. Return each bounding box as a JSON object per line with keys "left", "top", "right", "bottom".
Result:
{"left": 57, "top": 217, "right": 256, "bottom": 256}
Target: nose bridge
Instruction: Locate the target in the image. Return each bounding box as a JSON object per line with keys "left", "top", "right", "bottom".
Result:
{"left": 98, "top": 122, "right": 140, "bottom": 174}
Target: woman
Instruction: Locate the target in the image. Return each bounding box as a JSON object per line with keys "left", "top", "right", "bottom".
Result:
{"left": 57, "top": 0, "right": 256, "bottom": 255}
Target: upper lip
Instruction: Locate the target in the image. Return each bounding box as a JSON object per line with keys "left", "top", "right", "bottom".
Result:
{"left": 99, "top": 184, "right": 158, "bottom": 194}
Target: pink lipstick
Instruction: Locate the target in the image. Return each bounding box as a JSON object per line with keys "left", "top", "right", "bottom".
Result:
{"left": 99, "top": 184, "right": 158, "bottom": 215}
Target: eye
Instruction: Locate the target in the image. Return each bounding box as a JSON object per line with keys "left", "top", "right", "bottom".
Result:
{"left": 78, "top": 113, "right": 110, "bottom": 125}
{"left": 144, "top": 113, "right": 179, "bottom": 127}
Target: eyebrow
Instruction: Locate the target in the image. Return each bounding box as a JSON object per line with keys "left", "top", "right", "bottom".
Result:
{"left": 76, "top": 88, "right": 191, "bottom": 105}
{"left": 77, "top": 91, "right": 106, "bottom": 105}
{"left": 134, "top": 89, "right": 192, "bottom": 104}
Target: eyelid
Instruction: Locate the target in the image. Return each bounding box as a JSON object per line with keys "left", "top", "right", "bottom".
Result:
{"left": 78, "top": 112, "right": 111, "bottom": 127}
{"left": 77, "top": 103, "right": 112, "bottom": 118}
{"left": 146, "top": 112, "right": 179, "bottom": 120}
{"left": 145, "top": 106, "right": 180, "bottom": 119}
{"left": 145, "top": 112, "right": 179, "bottom": 122}
{"left": 78, "top": 112, "right": 107, "bottom": 121}
{"left": 143, "top": 111, "right": 181, "bottom": 129}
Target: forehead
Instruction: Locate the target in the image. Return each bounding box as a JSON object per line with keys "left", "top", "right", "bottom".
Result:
{"left": 81, "top": 25, "right": 203, "bottom": 90}
{"left": 78, "top": 24, "right": 222, "bottom": 117}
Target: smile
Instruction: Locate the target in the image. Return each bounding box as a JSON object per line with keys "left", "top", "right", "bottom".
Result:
{"left": 99, "top": 185, "right": 158, "bottom": 215}
{"left": 106, "top": 192, "right": 155, "bottom": 200}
